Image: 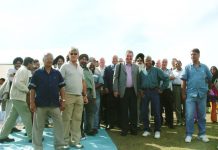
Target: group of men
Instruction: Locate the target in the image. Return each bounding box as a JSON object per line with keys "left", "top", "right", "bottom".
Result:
{"left": 0, "top": 47, "right": 212, "bottom": 150}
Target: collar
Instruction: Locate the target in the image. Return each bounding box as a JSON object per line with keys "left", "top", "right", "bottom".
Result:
{"left": 42, "top": 67, "right": 54, "bottom": 73}
{"left": 191, "top": 62, "right": 202, "bottom": 67}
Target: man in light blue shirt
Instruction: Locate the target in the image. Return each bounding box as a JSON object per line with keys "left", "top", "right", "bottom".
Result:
{"left": 181, "top": 48, "right": 212, "bottom": 143}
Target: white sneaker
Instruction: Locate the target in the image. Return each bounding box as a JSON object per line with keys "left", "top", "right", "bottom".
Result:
{"left": 142, "top": 131, "right": 150, "bottom": 137}
{"left": 154, "top": 131, "right": 160, "bottom": 139}
{"left": 185, "top": 136, "right": 192, "bottom": 143}
{"left": 197, "top": 135, "right": 209, "bottom": 143}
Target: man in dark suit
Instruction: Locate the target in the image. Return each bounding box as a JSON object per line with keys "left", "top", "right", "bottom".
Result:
{"left": 103, "top": 55, "right": 119, "bottom": 129}
{"left": 113, "top": 50, "right": 139, "bottom": 136}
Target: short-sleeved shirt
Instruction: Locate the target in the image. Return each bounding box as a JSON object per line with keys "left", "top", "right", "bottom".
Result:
{"left": 93, "top": 70, "right": 104, "bottom": 91}
{"left": 181, "top": 63, "right": 212, "bottom": 97}
{"left": 29, "top": 67, "right": 65, "bottom": 107}
{"left": 60, "top": 62, "right": 84, "bottom": 95}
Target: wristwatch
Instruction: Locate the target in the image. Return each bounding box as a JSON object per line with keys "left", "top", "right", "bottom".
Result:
{"left": 82, "top": 93, "right": 87, "bottom": 97}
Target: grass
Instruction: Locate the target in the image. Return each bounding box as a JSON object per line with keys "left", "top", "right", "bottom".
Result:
{"left": 107, "top": 114, "right": 218, "bottom": 150}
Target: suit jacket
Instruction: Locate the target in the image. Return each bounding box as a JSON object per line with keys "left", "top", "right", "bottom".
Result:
{"left": 113, "top": 63, "right": 139, "bottom": 98}
{"left": 104, "top": 64, "right": 115, "bottom": 93}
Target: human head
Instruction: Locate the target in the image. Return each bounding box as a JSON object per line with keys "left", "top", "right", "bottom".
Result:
{"left": 88, "top": 61, "right": 96, "bottom": 73}
{"left": 43, "top": 53, "right": 53, "bottom": 68}
{"left": 112, "top": 55, "right": 118, "bottom": 65}
{"left": 191, "top": 48, "right": 200, "bottom": 63}
{"left": 210, "top": 66, "right": 218, "bottom": 75}
{"left": 135, "top": 53, "right": 144, "bottom": 65}
{"left": 125, "top": 50, "right": 134, "bottom": 64}
{"left": 155, "top": 59, "right": 161, "bottom": 68}
{"left": 79, "top": 54, "right": 89, "bottom": 68}
{"left": 145, "top": 56, "right": 153, "bottom": 69}
{"left": 171, "top": 58, "right": 177, "bottom": 70}
{"left": 161, "top": 59, "right": 168, "bottom": 69}
{"left": 0, "top": 78, "right": 5, "bottom": 85}
{"left": 55, "top": 55, "right": 65, "bottom": 69}
{"left": 33, "top": 59, "right": 40, "bottom": 70}
{"left": 68, "top": 47, "right": 79, "bottom": 63}
{"left": 118, "top": 58, "right": 124, "bottom": 64}
{"left": 13, "top": 57, "right": 23, "bottom": 70}
{"left": 175, "top": 60, "right": 182, "bottom": 70}
{"left": 99, "top": 57, "right": 105, "bottom": 68}
{"left": 23, "top": 57, "right": 34, "bottom": 70}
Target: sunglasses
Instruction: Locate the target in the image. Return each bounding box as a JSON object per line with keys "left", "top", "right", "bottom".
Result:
{"left": 70, "top": 53, "right": 78, "bottom": 56}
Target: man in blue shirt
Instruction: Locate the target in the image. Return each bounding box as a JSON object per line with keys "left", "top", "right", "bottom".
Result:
{"left": 29, "top": 53, "right": 68, "bottom": 150}
{"left": 181, "top": 48, "right": 212, "bottom": 143}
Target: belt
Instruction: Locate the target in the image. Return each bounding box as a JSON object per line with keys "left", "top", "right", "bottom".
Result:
{"left": 173, "top": 84, "right": 181, "bottom": 86}
{"left": 126, "top": 87, "right": 134, "bottom": 89}
{"left": 142, "top": 88, "right": 157, "bottom": 91}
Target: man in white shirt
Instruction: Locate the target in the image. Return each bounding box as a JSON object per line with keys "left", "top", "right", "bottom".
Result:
{"left": 0, "top": 57, "right": 34, "bottom": 143}
{"left": 172, "top": 60, "right": 184, "bottom": 126}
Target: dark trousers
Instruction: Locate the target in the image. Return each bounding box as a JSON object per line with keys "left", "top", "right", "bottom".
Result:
{"left": 105, "top": 93, "right": 120, "bottom": 127}
{"left": 160, "top": 89, "right": 174, "bottom": 127}
{"left": 100, "top": 93, "right": 107, "bottom": 124}
{"left": 120, "top": 88, "right": 137, "bottom": 133}
{"left": 141, "top": 89, "right": 161, "bottom": 132}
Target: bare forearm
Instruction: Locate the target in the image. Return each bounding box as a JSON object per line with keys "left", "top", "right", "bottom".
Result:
{"left": 60, "top": 87, "right": 65, "bottom": 100}
{"left": 30, "top": 89, "right": 36, "bottom": 103}
{"left": 82, "top": 80, "right": 87, "bottom": 95}
{"left": 181, "top": 80, "right": 186, "bottom": 95}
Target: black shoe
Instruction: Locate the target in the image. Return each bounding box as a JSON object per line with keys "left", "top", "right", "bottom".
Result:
{"left": 24, "top": 133, "right": 27, "bottom": 136}
{"left": 130, "top": 130, "right": 137, "bottom": 135}
{"left": 11, "top": 127, "right": 21, "bottom": 133}
{"left": 86, "top": 130, "right": 96, "bottom": 136}
{"left": 45, "top": 124, "right": 53, "bottom": 128}
{"left": 120, "top": 131, "right": 127, "bottom": 136}
{"left": 28, "top": 139, "right": 32, "bottom": 143}
{"left": 168, "top": 124, "right": 175, "bottom": 129}
{"left": 0, "top": 137, "right": 15, "bottom": 143}
{"left": 93, "top": 128, "right": 98, "bottom": 134}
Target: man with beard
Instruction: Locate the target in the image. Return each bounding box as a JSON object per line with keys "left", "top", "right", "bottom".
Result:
{"left": 79, "top": 54, "right": 96, "bottom": 137}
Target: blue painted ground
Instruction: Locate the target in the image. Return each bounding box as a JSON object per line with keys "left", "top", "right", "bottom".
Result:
{"left": 0, "top": 128, "right": 117, "bottom": 150}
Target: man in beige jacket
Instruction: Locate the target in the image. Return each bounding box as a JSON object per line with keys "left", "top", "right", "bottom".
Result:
{"left": 0, "top": 57, "right": 34, "bottom": 143}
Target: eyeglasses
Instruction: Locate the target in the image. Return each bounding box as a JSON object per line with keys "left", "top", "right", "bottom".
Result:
{"left": 70, "top": 53, "right": 78, "bottom": 56}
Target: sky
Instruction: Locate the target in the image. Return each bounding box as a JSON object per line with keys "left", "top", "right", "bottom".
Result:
{"left": 0, "top": 0, "right": 218, "bottom": 67}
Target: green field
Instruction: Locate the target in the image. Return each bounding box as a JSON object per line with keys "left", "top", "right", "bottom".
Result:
{"left": 107, "top": 114, "right": 218, "bottom": 150}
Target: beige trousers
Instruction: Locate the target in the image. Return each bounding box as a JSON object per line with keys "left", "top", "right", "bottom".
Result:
{"left": 32, "top": 107, "right": 65, "bottom": 150}
{"left": 62, "top": 94, "right": 83, "bottom": 144}
{"left": 0, "top": 100, "right": 32, "bottom": 140}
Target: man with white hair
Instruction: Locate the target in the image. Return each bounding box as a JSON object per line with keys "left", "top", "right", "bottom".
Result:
{"left": 60, "top": 48, "right": 88, "bottom": 149}
{"left": 29, "top": 53, "right": 67, "bottom": 150}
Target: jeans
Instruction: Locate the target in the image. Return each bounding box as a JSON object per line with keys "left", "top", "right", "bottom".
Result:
{"left": 141, "top": 89, "right": 161, "bottom": 132}
{"left": 185, "top": 94, "right": 207, "bottom": 136}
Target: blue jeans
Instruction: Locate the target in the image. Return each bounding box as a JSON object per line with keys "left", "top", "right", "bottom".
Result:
{"left": 93, "top": 91, "right": 101, "bottom": 129}
{"left": 185, "top": 94, "right": 207, "bottom": 136}
{"left": 141, "top": 89, "right": 161, "bottom": 132}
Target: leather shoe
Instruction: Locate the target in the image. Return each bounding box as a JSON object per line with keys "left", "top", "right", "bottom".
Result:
{"left": 11, "top": 127, "right": 21, "bottom": 133}
{"left": 130, "top": 131, "right": 137, "bottom": 135}
{"left": 0, "top": 137, "right": 15, "bottom": 143}
{"left": 120, "top": 131, "right": 127, "bottom": 136}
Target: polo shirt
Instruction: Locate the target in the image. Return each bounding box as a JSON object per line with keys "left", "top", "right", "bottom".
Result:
{"left": 29, "top": 67, "right": 65, "bottom": 107}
